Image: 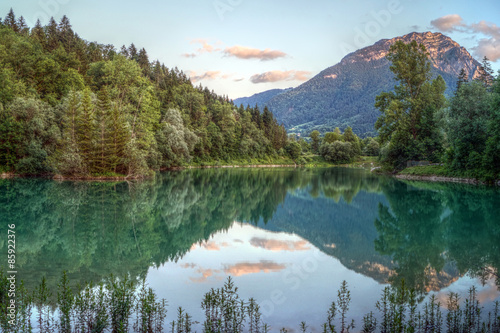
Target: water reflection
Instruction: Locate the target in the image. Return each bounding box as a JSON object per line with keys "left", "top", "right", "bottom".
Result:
{"left": 0, "top": 168, "right": 498, "bottom": 312}
{"left": 375, "top": 180, "right": 500, "bottom": 293}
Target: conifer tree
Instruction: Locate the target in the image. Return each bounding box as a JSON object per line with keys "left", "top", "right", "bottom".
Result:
{"left": 94, "top": 87, "right": 113, "bottom": 173}
{"left": 4, "top": 8, "right": 17, "bottom": 32}
{"left": 456, "top": 68, "right": 468, "bottom": 92}
{"left": 46, "top": 17, "right": 60, "bottom": 51}
{"left": 128, "top": 43, "right": 138, "bottom": 61}
{"left": 478, "top": 56, "right": 494, "bottom": 87}
{"left": 137, "top": 48, "right": 150, "bottom": 75}
{"left": 119, "top": 45, "right": 129, "bottom": 58}
{"left": 77, "top": 88, "right": 96, "bottom": 173}
{"left": 17, "top": 16, "right": 29, "bottom": 36}
{"left": 31, "top": 19, "right": 46, "bottom": 45}
{"left": 108, "top": 103, "right": 130, "bottom": 174}
{"left": 58, "top": 15, "right": 74, "bottom": 51}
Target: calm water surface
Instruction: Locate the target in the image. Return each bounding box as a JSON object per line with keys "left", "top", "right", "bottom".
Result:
{"left": 1, "top": 167, "right": 499, "bottom": 330}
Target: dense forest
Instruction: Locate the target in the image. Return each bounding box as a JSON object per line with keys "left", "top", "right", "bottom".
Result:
{"left": 0, "top": 10, "right": 290, "bottom": 178}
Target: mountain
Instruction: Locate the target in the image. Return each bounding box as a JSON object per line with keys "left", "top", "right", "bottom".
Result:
{"left": 235, "top": 32, "right": 483, "bottom": 137}
{"left": 234, "top": 88, "right": 291, "bottom": 108}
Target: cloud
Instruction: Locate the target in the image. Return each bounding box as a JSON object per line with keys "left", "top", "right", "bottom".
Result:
{"left": 223, "top": 261, "right": 286, "bottom": 277}
{"left": 191, "top": 38, "right": 220, "bottom": 54}
{"left": 431, "top": 15, "right": 500, "bottom": 61}
{"left": 183, "top": 39, "right": 221, "bottom": 59}
{"left": 470, "top": 21, "right": 500, "bottom": 40}
{"left": 470, "top": 21, "right": 500, "bottom": 61}
{"left": 250, "top": 237, "right": 310, "bottom": 252}
{"left": 430, "top": 14, "right": 465, "bottom": 32}
{"left": 189, "top": 268, "right": 222, "bottom": 283}
{"left": 189, "top": 71, "right": 222, "bottom": 83}
{"left": 224, "top": 46, "right": 287, "bottom": 61}
{"left": 250, "top": 70, "right": 311, "bottom": 83}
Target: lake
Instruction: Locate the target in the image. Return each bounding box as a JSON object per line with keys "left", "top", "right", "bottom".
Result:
{"left": 1, "top": 167, "right": 499, "bottom": 331}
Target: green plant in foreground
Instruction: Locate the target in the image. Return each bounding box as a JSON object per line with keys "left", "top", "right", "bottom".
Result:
{"left": 1, "top": 272, "right": 500, "bottom": 333}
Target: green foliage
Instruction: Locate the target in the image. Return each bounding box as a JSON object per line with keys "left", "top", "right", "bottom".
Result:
{"left": 375, "top": 41, "right": 446, "bottom": 170}
{"left": 0, "top": 11, "right": 289, "bottom": 177}
{"left": 443, "top": 68, "right": 500, "bottom": 181}
{"left": 285, "top": 141, "right": 302, "bottom": 161}
{"left": 1, "top": 271, "right": 499, "bottom": 333}
{"left": 319, "top": 127, "right": 364, "bottom": 163}
{"left": 320, "top": 141, "right": 355, "bottom": 163}
{"left": 310, "top": 130, "right": 321, "bottom": 153}
{"left": 363, "top": 138, "right": 380, "bottom": 156}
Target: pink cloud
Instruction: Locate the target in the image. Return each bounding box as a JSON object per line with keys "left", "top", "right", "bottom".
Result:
{"left": 190, "top": 71, "right": 222, "bottom": 82}
{"left": 250, "top": 70, "right": 311, "bottom": 83}
{"left": 189, "top": 268, "right": 222, "bottom": 283}
{"left": 224, "top": 46, "right": 287, "bottom": 61}
{"left": 250, "top": 237, "right": 310, "bottom": 252}
{"left": 190, "top": 39, "right": 220, "bottom": 54}
{"left": 224, "top": 261, "right": 286, "bottom": 277}
{"left": 430, "top": 14, "right": 465, "bottom": 32}
{"left": 431, "top": 16, "right": 500, "bottom": 61}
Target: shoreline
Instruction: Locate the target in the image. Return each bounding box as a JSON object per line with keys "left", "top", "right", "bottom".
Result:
{"left": 166, "top": 164, "right": 298, "bottom": 171}
{"left": 395, "top": 173, "right": 500, "bottom": 186}
{"left": 1, "top": 164, "right": 303, "bottom": 181}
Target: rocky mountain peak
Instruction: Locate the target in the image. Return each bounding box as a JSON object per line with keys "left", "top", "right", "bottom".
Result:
{"left": 345, "top": 31, "right": 481, "bottom": 79}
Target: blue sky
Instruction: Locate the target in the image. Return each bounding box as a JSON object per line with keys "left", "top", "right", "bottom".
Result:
{"left": 1, "top": 0, "right": 499, "bottom": 99}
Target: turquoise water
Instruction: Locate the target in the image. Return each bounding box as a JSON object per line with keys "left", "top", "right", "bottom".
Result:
{"left": 1, "top": 167, "right": 499, "bottom": 330}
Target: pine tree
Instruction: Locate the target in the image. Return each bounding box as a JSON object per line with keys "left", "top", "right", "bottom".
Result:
{"left": 137, "top": 48, "right": 150, "bottom": 75}
{"left": 17, "top": 16, "right": 29, "bottom": 35}
{"left": 76, "top": 88, "right": 96, "bottom": 173}
{"left": 58, "top": 15, "right": 74, "bottom": 51}
{"left": 128, "top": 43, "right": 138, "bottom": 61}
{"left": 456, "top": 68, "right": 468, "bottom": 92}
{"left": 31, "top": 19, "right": 46, "bottom": 45}
{"left": 119, "top": 45, "right": 129, "bottom": 58}
{"left": 262, "top": 106, "right": 274, "bottom": 140}
{"left": 108, "top": 103, "right": 130, "bottom": 174}
{"left": 4, "top": 8, "right": 18, "bottom": 32}
{"left": 94, "top": 87, "right": 113, "bottom": 173}
{"left": 45, "top": 17, "right": 60, "bottom": 51}
{"left": 478, "top": 56, "right": 494, "bottom": 87}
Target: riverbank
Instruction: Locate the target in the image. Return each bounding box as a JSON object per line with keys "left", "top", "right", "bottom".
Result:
{"left": 0, "top": 157, "right": 333, "bottom": 181}
{"left": 394, "top": 165, "right": 500, "bottom": 186}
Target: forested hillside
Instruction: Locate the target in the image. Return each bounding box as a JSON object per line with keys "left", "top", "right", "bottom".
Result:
{"left": 0, "top": 10, "right": 289, "bottom": 178}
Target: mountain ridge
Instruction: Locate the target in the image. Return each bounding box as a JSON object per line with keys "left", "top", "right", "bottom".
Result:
{"left": 234, "top": 32, "right": 483, "bottom": 137}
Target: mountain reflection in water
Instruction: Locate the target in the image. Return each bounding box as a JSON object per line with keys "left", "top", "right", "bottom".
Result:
{"left": 0, "top": 167, "right": 498, "bottom": 328}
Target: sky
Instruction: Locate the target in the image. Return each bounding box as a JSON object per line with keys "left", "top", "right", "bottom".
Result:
{"left": 1, "top": 0, "right": 499, "bottom": 99}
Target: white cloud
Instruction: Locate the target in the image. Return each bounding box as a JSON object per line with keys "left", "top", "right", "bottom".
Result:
{"left": 431, "top": 15, "right": 500, "bottom": 61}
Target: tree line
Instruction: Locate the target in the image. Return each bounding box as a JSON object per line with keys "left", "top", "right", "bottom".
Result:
{"left": 0, "top": 10, "right": 290, "bottom": 178}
